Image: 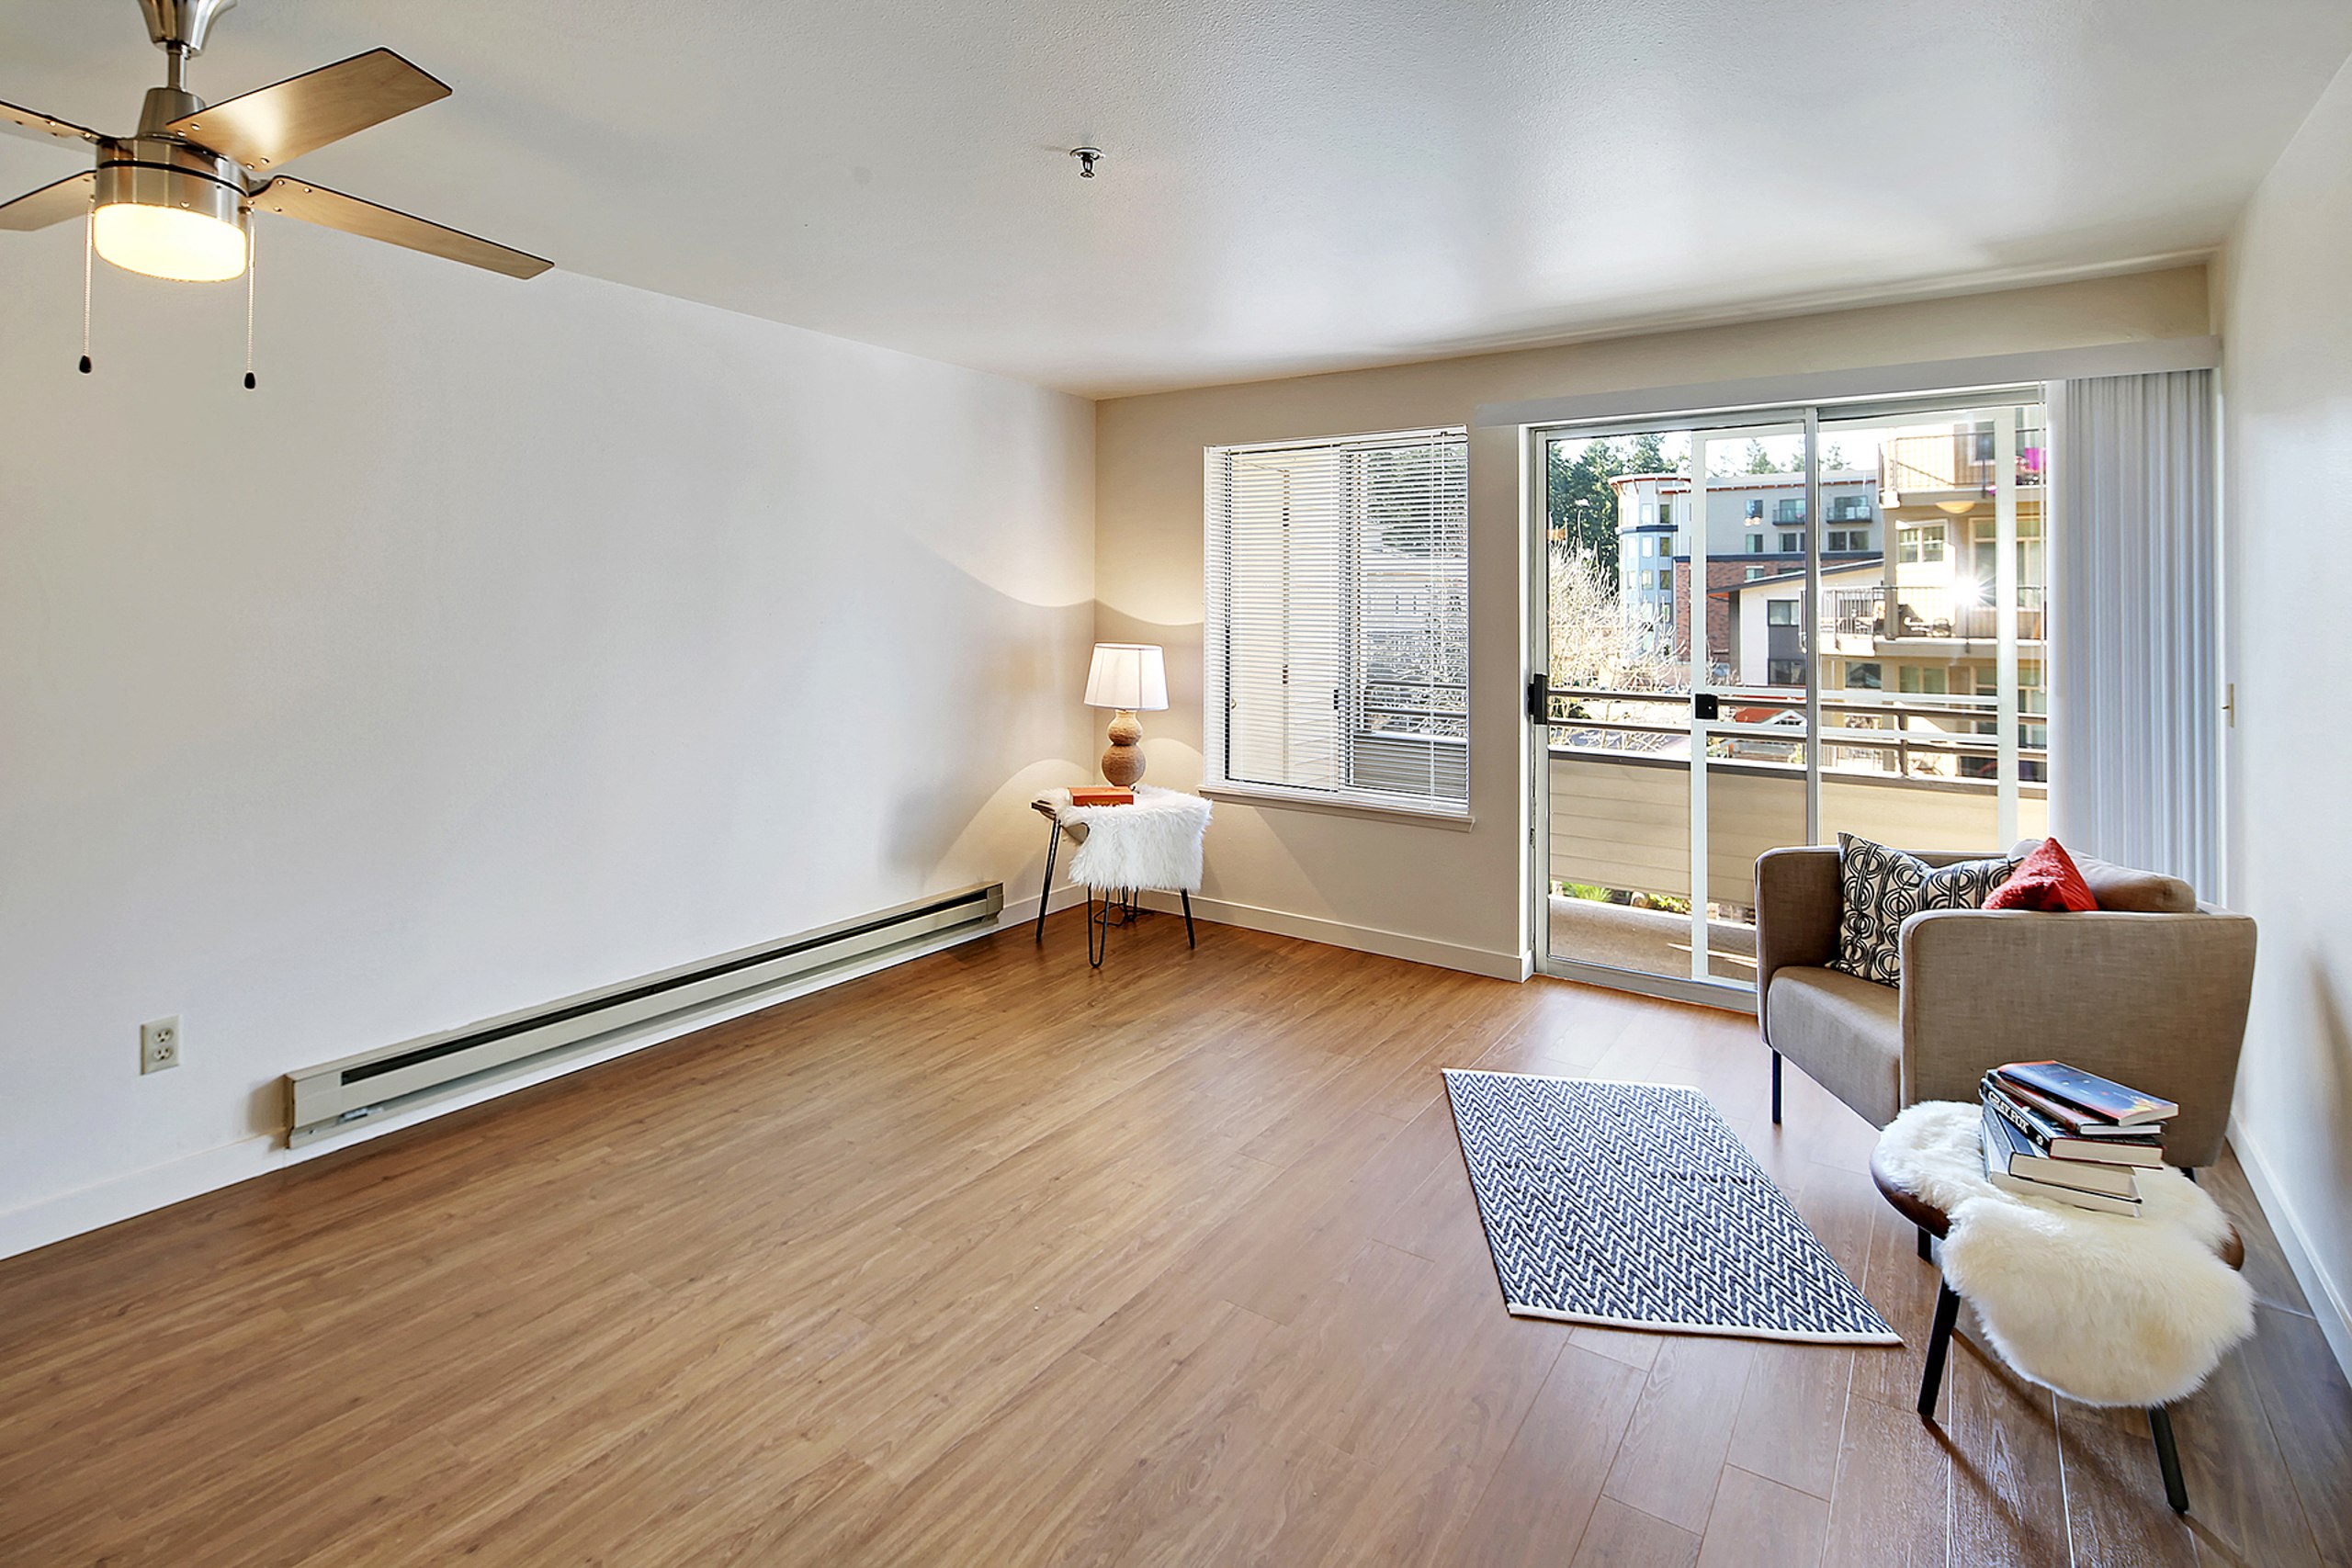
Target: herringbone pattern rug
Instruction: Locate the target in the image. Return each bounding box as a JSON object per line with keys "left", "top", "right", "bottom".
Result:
{"left": 1443, "top": 1070, "right": 1896, "bottom": 1343}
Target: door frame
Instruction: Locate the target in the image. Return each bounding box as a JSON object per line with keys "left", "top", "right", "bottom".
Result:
{"left": 1524, "top": 385, "right": 2045, "bottom": 1010}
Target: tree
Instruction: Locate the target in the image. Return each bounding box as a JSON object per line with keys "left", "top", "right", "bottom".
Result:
{"left": 1544, "top": 440, "right": 1624, "bottom": 579}
{"left": 1547, "top": 547, "right": 1682, "bottom": 694}
{"left": 1744, "top": 438, "right": 1776, "bottom": 474}
{"left": 1544, "top": 433, "right": 1692, "bottom": 581}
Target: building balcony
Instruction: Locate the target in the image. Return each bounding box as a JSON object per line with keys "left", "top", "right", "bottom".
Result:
{"left": 1821, "top": 583, "right": 2046, "bottom": 655}
{"left": 1880, "top": 428, "right": 2047, "bottom": 502}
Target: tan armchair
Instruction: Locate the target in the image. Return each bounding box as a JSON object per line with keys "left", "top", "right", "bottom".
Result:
{"left": 1754, "top": 843, "right": 2256, "bottom": 1169}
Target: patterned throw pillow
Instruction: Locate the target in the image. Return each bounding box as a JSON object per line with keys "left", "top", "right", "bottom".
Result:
{"left": 1828, "top": 834, "right": 2018, "bottom": 987}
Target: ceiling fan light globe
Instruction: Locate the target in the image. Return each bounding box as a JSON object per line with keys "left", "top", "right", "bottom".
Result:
{"left": 92, "top": 199, "right": 246, "bottom": 281}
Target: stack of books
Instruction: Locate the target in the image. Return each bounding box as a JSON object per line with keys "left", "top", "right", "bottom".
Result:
{"left": 1069, "top": 786, "right": 1136, "bottom": 807}
{"left": 1978, "top": 1061, "right": 2177, "bottom": 1216}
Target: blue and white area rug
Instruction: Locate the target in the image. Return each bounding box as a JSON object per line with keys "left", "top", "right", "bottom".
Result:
{"left": 1442, "top": 1071, "right": 1896, "bottom": 1344}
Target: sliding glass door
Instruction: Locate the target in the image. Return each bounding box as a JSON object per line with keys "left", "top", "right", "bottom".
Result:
{"left": 1532, "top": 389, "right": 2048, "bottom": 1007}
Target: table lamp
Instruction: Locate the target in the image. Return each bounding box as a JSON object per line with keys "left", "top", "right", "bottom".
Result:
{"left": 1084, "top": 643, "right": 1168, "bottom": 787}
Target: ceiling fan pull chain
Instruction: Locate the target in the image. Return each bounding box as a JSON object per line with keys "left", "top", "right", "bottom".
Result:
{"left": 243, "top": 219, "right": 257, "bottom": 389}
{"left": 78, "top": 213, "right": 93, "bottom": 375}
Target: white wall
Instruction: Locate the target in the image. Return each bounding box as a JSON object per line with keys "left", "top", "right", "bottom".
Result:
{"left": 2213, "top": 54, "right": 2352, "bottom": 1371}
{"left": 0, "top": 218, "right": 1096, "bottom": 1258}
{"left": 1095, "top": 267, "right": 2212, "bottom": 978}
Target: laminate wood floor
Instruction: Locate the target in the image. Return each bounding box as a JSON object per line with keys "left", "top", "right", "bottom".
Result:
{"left": 3, "top": 911, "right": 2346, "bottom": 1566}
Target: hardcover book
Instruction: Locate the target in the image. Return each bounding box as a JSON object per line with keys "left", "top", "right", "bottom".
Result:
{"left": 1994, "top": 1060, "right": 2177, "bottom": 1127}
{"left": 1979, "top": 1120, "right": 2143, "bottom": 1216}
{"left": 1981, "top": 1105, "right": 2143, "bottom": 1198}
{"left": 1993, "top": 1072, "right": 2162, "bottom": 1137}
{"left": 1980, "top": 1077, "right": 2165, "bottom": 1168}
{"left": 1068, "top": 787, "right": 1136, "bottom": 807}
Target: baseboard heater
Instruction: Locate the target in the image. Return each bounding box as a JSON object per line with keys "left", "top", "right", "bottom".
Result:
{"left": 286, "top": 882, "right": 1003, "bottom": 1147}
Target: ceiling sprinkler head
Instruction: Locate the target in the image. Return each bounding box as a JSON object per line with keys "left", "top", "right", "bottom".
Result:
{"left": 1070, "top": 146, "right": 1102, "bottom": 179}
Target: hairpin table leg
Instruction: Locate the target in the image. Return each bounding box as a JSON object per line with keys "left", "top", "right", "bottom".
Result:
{"left": 1035, "top": 820, "right": 1061, "bottom": 945}
{"left": 1181, "top": 889, "right": 1195, "bottom": 948}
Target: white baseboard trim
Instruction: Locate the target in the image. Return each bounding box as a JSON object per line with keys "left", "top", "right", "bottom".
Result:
{"left": 1134, "top": 890, "right": 1527, "bottom": 981}
{"left": 999, "top": 880, "right": 1090, "bottom": 932}
{"left": 0, "top": 912, "right": 1015, "bottom": 1266}
{"left": 2228, "top": 1114, "right": 2352, "bottom": 1382}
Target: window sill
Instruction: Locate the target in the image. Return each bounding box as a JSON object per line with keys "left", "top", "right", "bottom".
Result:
{"left": 1202, "top": 782, "right": 1476, "bottom": 832}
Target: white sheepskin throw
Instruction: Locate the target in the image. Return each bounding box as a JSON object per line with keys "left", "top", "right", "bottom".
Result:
{"left": 1050, "top": 785, "right": 1211, "bottom": 893}
{"left": 1876, "top": 1101, "right": 2253, "bottom": 1406}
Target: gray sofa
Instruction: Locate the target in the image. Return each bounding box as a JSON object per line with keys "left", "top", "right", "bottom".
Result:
{"left": 1754, "top": 841, "right": 2256, "bottom": 1168}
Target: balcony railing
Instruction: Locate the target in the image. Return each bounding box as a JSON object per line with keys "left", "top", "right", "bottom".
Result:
{"left": 1539, "top": 686, "right": 2046, "bottom": 784}
{"left": 1823, "top": 584, "right": 2046, "bottom": 644}
{"left": 1882, "top": 428, "right": 2046, "bottom": 496}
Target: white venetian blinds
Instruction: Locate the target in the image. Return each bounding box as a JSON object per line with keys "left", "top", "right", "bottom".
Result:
{"left": 1204, "top": 428, "right": 1470, "bottom": 812}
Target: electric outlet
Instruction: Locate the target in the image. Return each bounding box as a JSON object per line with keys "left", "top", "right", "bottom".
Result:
{"left": 141, "top": 1016, "right": 182, "bottom": 1074}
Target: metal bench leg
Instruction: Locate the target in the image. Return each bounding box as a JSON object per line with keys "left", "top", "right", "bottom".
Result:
{"left": 1035, "top": 821, "right": 1061, "bottom": 944}
{"left": 1917, "top": 1279, "right": 1961, "bottom": 1419}
{"left": 2150, "top": 1405, "right": 2189, "bottom": 1514}
{"left": 1770, "top": 1050, "right": 1782, "bottom": 1124}
{"left": 1181, "top": 889, "right": 1195, "bottom": 948}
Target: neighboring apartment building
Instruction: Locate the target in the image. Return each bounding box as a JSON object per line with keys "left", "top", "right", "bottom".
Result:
{"left": 1611, "top": 468, "right": 1880, "bottom": 666}
{"left": 1724, "top": 422, "right": 2049, "bottom": 780}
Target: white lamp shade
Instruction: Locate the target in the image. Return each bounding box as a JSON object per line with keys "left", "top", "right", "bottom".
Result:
{"left": 1084, "top": 643, "right": 1168, "bottom": 711}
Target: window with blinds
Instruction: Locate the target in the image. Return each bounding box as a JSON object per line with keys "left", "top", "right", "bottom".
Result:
{"left": 1204, "top": 427, "right": 1469, "bottom": 814}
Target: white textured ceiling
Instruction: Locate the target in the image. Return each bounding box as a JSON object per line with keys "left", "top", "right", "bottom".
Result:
{"left": 4, "top": 0, "right": 2348, "bottom": 396}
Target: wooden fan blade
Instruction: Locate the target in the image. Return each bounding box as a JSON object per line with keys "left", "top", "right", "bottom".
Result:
{"left": 0, "top": 171, "right": 96, "bottom": 231}
{"left": 1, "top": 99, "right": 104, "bottom": 145}
{"left": 254, "top": 176, "right": 550, "bottom": 279}
{"left": 165, "top": 49, "right": 449, "bottom": 170}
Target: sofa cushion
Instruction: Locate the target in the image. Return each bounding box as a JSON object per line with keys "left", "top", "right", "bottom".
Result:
{"left": 1829, "top": 834, "right": 2018, "bottom": 987}
{"left": 1767, "top": 967, "right": 1904, "bottom": 1126}
{"left": 2007, "top": 840, "right": 2198, "bottom": 913}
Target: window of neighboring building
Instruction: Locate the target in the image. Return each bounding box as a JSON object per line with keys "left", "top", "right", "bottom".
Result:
{"left": 1658, "top": 500, "right": 1674, "bottom": 527}
{"left": 1828, "top": 493, "right": 1871, "bottom": 522}
{"left": 1775, "top": 498, "right": 1804, "bottom": 524}
{"left": 1746, "top": 499, "right": 1764, "bottom": 522}
{"left": 1746, "top": 567, "right": 1769, "bottom": 581}
{"left": 1826, "top": 529, "right": 1866, "bottom": 552}
{"left": 1769, "top": 659, "right": 1806, "bottom": 686}
{"left": 1779, "top": 531, "right": 1803, "bottom": 553}
{"left": 1747, "top": 536, "right": 1765, "bottom": 554}
{"left": 1846, "top": 662, "right": 1883, "bottom": 689}
{"left": 1767, "top": 600, "right": 1798, "bottom": 626}
{"left": 1896, "top": 665, "right": 1950, "bottom": 694}
{"left": 1204, "top": 428, "right": 1468, "bottom": 814}
{"left": 1898, "top": 525, "right": 1947, "bottom": 564}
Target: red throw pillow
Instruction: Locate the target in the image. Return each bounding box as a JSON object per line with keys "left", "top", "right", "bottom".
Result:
{"left": 1985, "top": 838, "right": 2099, "bottom": 911}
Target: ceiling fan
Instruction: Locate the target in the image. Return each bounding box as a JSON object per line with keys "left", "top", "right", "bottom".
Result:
{"left": 0, "top": 0, "right": 548, "bottom": 285}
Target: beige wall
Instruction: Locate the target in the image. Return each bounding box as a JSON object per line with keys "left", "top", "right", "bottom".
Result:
{"left": 1096, "top": 267, "right": 2211, "bottom": 975}
{"left": 0, "top": 222, "right": 1096, "bottom": 1259}
{"left": 2214, "top": 55, "right": 2352, "bottom": 1372}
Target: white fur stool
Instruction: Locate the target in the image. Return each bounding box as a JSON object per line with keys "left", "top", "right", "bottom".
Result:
{"left": 1030, "top": 786, "right": 1211, "bottom": 967}
{"left": 1872, "top": 1100, "right": 2253, "bottom": 1514}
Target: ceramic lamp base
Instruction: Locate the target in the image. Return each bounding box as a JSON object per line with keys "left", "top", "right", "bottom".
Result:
{"left": 1101, "top": 709, "right": 1145, "bottom": 787}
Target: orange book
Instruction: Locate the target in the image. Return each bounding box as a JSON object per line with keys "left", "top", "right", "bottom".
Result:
{"left": 1069, "top": 787, "right": 1135, "bottom": 807}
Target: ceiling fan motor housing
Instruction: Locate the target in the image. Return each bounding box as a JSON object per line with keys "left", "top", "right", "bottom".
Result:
{"left": 138, "top": 0, "right": 238, "bottom": 58}
{"left": 95, "top": 128, "right": 248, "bottom": 241}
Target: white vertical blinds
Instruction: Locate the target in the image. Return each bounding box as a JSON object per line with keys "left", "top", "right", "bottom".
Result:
{"left": 1204, "top": 428, "right": 1470, "bottom": 812}
{"left": 2049, "top": 369, "right": 2221, "bottom": 893}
